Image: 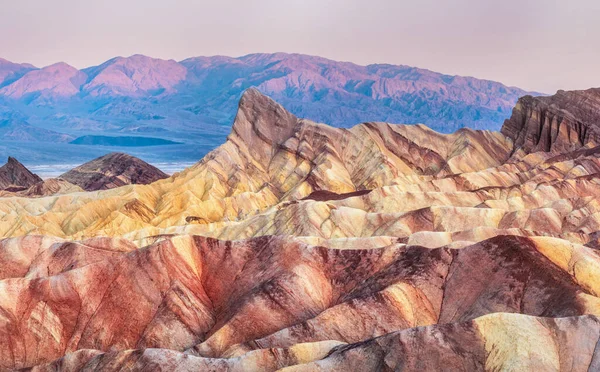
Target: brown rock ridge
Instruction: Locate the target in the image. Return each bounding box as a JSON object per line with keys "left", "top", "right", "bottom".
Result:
{"left": 0, "top": 157, "right": 83, "bottom": 197}
{"left": 0, "top": 156, "right": 41, "bottom": 191}
{"left": 59, "top": 152, "right": 169, "bottom": 191}
{"left": 501, "top": 88, "right": 600, "bottom": 155}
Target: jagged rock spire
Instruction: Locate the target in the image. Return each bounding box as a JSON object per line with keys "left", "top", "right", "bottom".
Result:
{"left": 0, "top": 156, "right": 41, "bottom": 190}
{"left": 229, "top": 88, "right": 299, "bottom": 164}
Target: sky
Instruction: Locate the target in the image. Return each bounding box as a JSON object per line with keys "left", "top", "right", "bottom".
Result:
{"left": 1, "top": 0, "right": 599, "bottom": 93}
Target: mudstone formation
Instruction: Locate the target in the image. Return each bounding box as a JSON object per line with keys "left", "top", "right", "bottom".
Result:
{"left": 59, "top": 152, "right": 169, "bottom": 191}
{"left": 2, "top": 88, "right": 600, "bottom": 370}
{"left": 0, "top": 152, "right": 168, "bottom": 197}
{"left": 0, "top": 157, "right": 41, "bottom": 191}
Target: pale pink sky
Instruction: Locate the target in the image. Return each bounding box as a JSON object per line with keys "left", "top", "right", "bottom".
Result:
{"left": 1, "top": 0, "right": 599, "bottom": 93}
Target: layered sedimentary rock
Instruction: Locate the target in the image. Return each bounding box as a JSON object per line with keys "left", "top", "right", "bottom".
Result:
{"left": 2, "top": 87, "right": 600, "bottom": 370}
{"left": 19, "top": 178, "right": 84, "bottom": 197}
{"left": 26, "top": 314, "right": 600, "bottom": 371}
{"left": 0, "top": 178, "right": 84, "bottom": 198}
{"left": 502, "top": 88, "right": 600, "bottom": 155}
{"left": 0, "top": 156, "right": 41, "bottom": 191}
{"left": 59, "top": 152, "right": 169, "bottom": 191}
{"left": 0, "top": 89, "right": 513, "bottom": 239}
{"left": 1, "top": 234, "right": 600, "bottom": 370}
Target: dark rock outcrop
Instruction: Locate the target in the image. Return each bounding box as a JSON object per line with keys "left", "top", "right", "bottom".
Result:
{"left": 501, "top": 88, "right": 600, "bottom": 155}
{"left": 59, "top": 152, "right": 168, "bottom": 191}
{"left": 0, "top": 156, "right": 42, "bottom": 190}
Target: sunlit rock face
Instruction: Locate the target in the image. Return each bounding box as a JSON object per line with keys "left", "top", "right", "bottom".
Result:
{"left": 0, "top": 89, "right": 513, "bottom": 239}
{"left": 4, "top": 87, "right": 600, "bottom": 370}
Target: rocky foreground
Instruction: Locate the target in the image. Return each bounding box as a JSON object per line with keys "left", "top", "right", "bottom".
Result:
{"left": 2, "top": 88, "right": 600, "bottom": 370}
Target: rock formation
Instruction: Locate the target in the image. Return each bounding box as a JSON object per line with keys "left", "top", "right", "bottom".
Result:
{"left": 502, "top": 88, "right": 600, "bottom": 155}
{"left": 25, "top": 314, "right": 600, "bottom": 371}
{"left": 59, "top": 152, "right": 169, "bottom": 191}
{"left": 12, "top": 178, "right": 83, "bottom": 197}
{"left": 1, "top": 87, "right": 600, "bottom": 370}
{"left": 0, "top": 89, "right": 514, "bottom": 239}
{"left": 2, "top": 234, "right": 600, "bottom": 370}
{"left": 0, "top": 156, "right": 41, "bottom": 191}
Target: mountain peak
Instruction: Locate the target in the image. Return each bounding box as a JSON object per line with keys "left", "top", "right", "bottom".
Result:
{"left": 0, "top": 62, "right": 86, "bottom": 99}
{"left": 82, "top": 55, "right": 187, "bottom": 97}
{"left": 230, "top": 88, "right": 299, "bottom": 164}
{"left": 0, "top": 58, "right": 36, "bottom": 68}
{"left": 0, "top": 156, "right": 42, "bottom": 190}
{"left": 0, "top": 59, "right": 37, "bottom": 87}
{"left": 60, "top": 152, "right": 168, "bottom": 191}
{"left": 45, "top": 61, "right": 77, "bottom": 70}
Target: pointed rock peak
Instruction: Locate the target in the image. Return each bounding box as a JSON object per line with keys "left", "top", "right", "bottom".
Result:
{"left": 237, "top": 87, "right": 281, "bottom": 112}
{"left": 0, "top": 156, "right": 42, "bottom": 190}
{"left": 5, "top": 157, "right": 33, "bottom": 172}
{"left": 231, "top": 88, "right": 298, "bottom": 150}
{"left": 97, "top": 152, "right": 130, "bottom": 160}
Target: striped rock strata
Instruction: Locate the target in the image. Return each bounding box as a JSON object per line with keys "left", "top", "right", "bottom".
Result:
{"left": 1, "top": 88, "right": 600, "bottom": 370}
{"left": 0, "top": 234, "right": 599, "bottom": 370}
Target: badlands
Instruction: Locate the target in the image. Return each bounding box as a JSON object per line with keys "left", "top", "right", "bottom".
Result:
{"left": 2, "top": 88, "right": 600, "bottom": 370}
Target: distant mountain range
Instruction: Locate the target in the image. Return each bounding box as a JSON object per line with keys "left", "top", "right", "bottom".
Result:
{"left": 0, "top": 53, "right": 540, "bottom": 164}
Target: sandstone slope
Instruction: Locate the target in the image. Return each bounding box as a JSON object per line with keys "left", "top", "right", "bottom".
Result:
{"left": 31, "top": 314, "right": 600, "bottom": 372}
{"left": 0, "top": 88, "right": 513, "bottom": 240}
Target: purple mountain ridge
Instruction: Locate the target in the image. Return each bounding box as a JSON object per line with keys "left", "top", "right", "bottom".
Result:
{"left": 0, "top": 62, "right": 86, "bottom": 99}
{"left": 82, "top": 55, "right": 187, "bottom": 97}
{"left": 0, "top": 53, "right": 542, "bottom": 164}
{"left": 0, "top": 58, "right": 36, "bottom": 88}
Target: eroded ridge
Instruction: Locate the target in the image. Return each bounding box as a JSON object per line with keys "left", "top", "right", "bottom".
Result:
{"left": 3, "top": 88, "right": 600, "bottom": 370}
